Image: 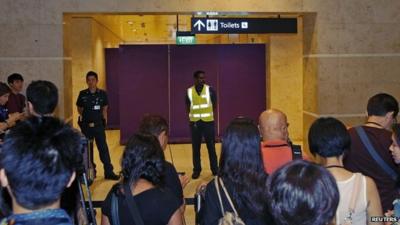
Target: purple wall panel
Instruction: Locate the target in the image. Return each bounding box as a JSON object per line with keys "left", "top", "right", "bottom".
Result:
{"left": 105, "top": 48, "right": 120, "bottom": 129}
{"left": 107, "top": 44, "right": 265, "bottom": 144}
{"left": 118, "top": 45, "right": 169, "bottom": 144}
{"left": 169, "top": 45, "right": 219, "bottom": 143}
{"left": 218, "top": 44, "right": 266, "bottom": 133}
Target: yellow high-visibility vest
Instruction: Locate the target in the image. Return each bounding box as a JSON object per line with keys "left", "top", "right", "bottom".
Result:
{"left": 187, "top": 85, "right": 214, "bottom": 122}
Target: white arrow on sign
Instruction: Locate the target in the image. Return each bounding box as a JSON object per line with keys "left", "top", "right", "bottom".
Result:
{"left": 194, "top": 20, "right": 205, "bottom": 31}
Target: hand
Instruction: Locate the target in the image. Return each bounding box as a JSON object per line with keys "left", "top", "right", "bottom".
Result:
{"left": 196, "top": 182, "right": 208, "bottom": 193}
{"left": 179, "top": 174, "right": 189, "bottom": 189}
{"left": 391, "top": 148, "right": 400, "bottom": 164}
{"left": 7, "top": 112, "right": 22, "bottom": 126}
{"left": 19, "top": 111, "right": 27, "bottom": 120}
{"left": 8, "top": 112, "right": 21, "bottom": 121}
{"left": 384, "top": 210, "right": 395, "bottom": 225}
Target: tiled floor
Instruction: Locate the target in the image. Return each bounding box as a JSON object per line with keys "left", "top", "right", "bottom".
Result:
{"left": 89, "top": 130, "right": 221, "bottom": 225}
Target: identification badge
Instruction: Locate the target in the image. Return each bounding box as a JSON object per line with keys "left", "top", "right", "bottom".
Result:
{"left": 94, "top": 105, "right": 100, "bottom": 110}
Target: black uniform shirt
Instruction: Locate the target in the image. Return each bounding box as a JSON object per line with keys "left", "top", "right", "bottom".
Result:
{"left": 76, "top": 88, "right": 108, "bottom": 123}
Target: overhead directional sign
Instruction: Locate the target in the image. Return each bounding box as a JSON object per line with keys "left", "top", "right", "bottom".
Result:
{"left": 193, "top": 20, "right": 206, "bottom": 31}
{"left": 191, "top": 18, "right": 297, "bottom": 34}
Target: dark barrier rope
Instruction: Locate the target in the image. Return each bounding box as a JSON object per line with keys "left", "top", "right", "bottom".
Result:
{"left": 89, "top": 197, "right": 195, "bottom": 208}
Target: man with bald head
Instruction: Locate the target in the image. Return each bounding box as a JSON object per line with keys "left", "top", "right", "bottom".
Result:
{"left": 259, "top": 109, "right": 303, "bottom": 174}
{"left": 259, "top": 109, "right": 289, "bottom": 142}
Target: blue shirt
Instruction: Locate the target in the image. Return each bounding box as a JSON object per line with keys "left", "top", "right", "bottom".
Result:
{"left": 0, "top": 105, "right": 9, "bottom": 140}
{"left": 0, "top": 105, "right": 9, "bottom": 123}
{"left": 0, "top": 209, "right": 72, "bottom": 225}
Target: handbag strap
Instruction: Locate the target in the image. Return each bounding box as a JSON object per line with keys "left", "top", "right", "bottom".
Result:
{"left": 214, "top": 177, "right": 239, "bottom": 216}
{"left": 214, "top": 177, "right": 225, "bottom": 216}
{"left": 123, "top": 183, "right": 145, "bottom": 225}
{"left": 355, "top": 126, "right": 398, "bottom": 181}
{"left": 111, "top": 193, "right": 121, "bottom": 225}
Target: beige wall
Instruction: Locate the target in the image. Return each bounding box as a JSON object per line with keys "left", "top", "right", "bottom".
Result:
{"left": 302, "top": 1, "right": 400, "bottom": 153}
{"left": 70, "top": 18, "right": 92, "bottom": 124}
{"left": 269, "top": 19, "right": 303, "bottom": 141}
{"left": 1, "top": 0, "right": 400, "bottom": 148}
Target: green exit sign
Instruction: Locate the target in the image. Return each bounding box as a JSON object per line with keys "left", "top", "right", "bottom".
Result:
{"left": 176, "top": 36, "right": 196, "bottom": 45}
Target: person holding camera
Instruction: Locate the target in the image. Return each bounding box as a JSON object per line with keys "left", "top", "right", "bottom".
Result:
{"left": 0, "top": 82, "right": 22, "bottom": 140}
{"left": 76, "top": 71, "right": 118, "bottom": 180}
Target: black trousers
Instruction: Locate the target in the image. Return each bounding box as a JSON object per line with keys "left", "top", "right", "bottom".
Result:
{"left": 190, "top": 120, "right": 218, "bottom": 173}
{"left": 81, "top": 123, "right": 114, "bottom": 175}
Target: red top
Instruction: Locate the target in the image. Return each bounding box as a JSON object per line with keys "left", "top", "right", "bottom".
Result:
{"left": 261, "top": 140, "right": 294, "bottom": 174}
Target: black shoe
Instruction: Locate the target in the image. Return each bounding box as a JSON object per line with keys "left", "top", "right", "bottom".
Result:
{"left": 105, "top": 172, "right": 120, "bottom": 180}
{"left": 192, "top": 172, "right": 200, "bottom": 179}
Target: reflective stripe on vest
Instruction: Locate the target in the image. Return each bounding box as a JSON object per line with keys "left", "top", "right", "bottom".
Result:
{"left": 188, "top": 85, "right": 214, "bottom": 122}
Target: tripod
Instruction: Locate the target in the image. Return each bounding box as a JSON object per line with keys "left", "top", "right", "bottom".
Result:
{"left": 77, "top": 171, "right": 97, "bottom": 225}
{"left": 76, "top": 136, "right": 97, "bottom": 225}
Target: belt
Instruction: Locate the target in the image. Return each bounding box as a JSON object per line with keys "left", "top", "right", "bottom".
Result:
{"left": 82, "top": 121, "right": 102, "bottom": 127}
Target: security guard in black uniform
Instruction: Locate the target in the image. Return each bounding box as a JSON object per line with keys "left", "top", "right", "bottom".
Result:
{"left": 76, "top": 71, "right": 119, "bottom": 180}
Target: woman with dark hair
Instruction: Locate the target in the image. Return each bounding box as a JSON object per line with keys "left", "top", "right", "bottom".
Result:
{"left": 201, "top": 117, "right": 271, "bottom": 225}
{"left": 390, "top": 123, "right": 400, "bottom": 217}
{"left": 267, "top": 160, "right": 339, "bottom": 225}
{"left": 309, "top": 117, "right": 383, "bottom": 225}
{"left": 390, "top": 123, "right": 400, "bottom": 164}
{"left": 101, "top": 133, "right": 183, "bottom": 225}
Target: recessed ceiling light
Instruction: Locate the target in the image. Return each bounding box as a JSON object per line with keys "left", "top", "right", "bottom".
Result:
{"left": 127, "top": 21, "right": 134, "bottom": 25}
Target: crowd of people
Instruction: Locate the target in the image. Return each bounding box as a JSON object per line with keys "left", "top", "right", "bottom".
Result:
{"left": 0, "top": 71, "right": 399, "bottom": 225}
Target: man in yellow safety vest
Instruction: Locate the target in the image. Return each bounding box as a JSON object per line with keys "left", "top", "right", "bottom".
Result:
{"left": 185, "top": 70, "right": 218, "bottom": 179}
